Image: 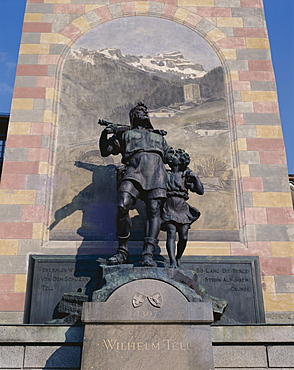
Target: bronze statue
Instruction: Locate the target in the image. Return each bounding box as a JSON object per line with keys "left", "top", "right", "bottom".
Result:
{"left": 99, "top": 102, "right": 174, "bottom": 267}
{"left": 161, "top": 149, "right": 204, "bottom": 267}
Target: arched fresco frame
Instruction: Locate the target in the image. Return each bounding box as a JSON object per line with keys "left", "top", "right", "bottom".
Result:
{"left": 45, "top": 6, "right": 245, "bottom": 245}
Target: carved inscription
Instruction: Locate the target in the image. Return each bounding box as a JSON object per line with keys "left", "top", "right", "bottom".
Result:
{"left": 101, "top": 339, "right": 191, "bottom": 352}
{"left": 28, "top": 258, "right": 101, "bottom": 324}
{"left": 195, "top": 266, "right": 251, "bottom": 292}
{"left": 40, "top": 267, "right": 89, "bottom": 291}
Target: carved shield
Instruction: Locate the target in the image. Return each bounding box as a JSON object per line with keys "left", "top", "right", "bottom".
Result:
{"left": 148, "top": 292, "right": 162, "bottom": 308}
{"left": 132, "top": 292, "right": 145, "bottom": 308}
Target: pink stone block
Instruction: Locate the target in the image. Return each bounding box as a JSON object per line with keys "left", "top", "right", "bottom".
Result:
{"left": 121, "top": 2, "right": 135, "bottom": 15}
{"left": 246, "top": 138, "right": 284, "bottom": 151}
{"left": 35, "top": 76, "right": 56, "bottom": 88}
{"left": 21, "top": 205, "right": 46, "bottom": 223}
{"left": 23, "top": 23, "right": 52, "bottom": 33}
{"left": 234, "top": 28, "right": 267, "bottom": 37}
{"left": 267, "top": 208, "right": 294, "bottom": 225}
{"left": 6, "top": 135, "right": 41, "bottom": 149}
{"left": 232, "top": 241, "right": 271, "bottom": 257}
{"left": 259, "top": 151, "right": 287, "bottom": 165}
{"left": 260, "top": 257, "right": 292, "bottom": 275}
{"left": 13, "top": 87, "right": 46, "bottom": 99}
{"left": 216, "top": 37, "right": 246, "bottom": 49}
{"left": 38, "top": 55, "right": 60, "bottom": 65}
{"left": 242, "top": 177, "right": 263, "bottom": 192}
{"left": 197, "top": 7, "right": 231, "bottom": 17}
{"left": 184, "top": 12, "right": 202, "bottom": 27}
{"left": 253, "top": 102, "right": 279, "bottom": 113}
{"left": 30, "top": 122, "right": 44, "bottom": 135}
{"left": 239, "top": 71, "right": 275, "bottom": 81}
{"left": 60, "top": 24, "right": 82, "bottom": 41}
{"left": 16, "top": 65, "right": 48, "bottom": 77}
{"left": 0, "top": 293, "right": 25, "bottom": 312}
{"left": 248, "top": 60, "right": 273, "bottom": 71}
{"left": 95, "top": 7, "right": 113, "bottom": 22}
{"left": 162, "top": 4, "right": 177, "bottom": 18}
{"left": 3, "top": 161, "right": 39, "bottom": 175}
{"left": 54, "top": 4, "right": 85, "bottom": 14}
{"left": 241, "top": 0, "right": 263, "bottom": 8}
{"left": 27, "top": 148, "right": 50, "bottom": 162}
{"left": 244, "top": 207, "right": 267, "bottom": 224}
{"left": 232, "top": 81, "right": 251, "bottom": 91}
{"left": 27, "top": 0, "right": 44, "bottom": 2}
{"left": 0, "top": 223, "right": 33, "bottom": 239}
{"left": 234, "top": 113, "right": 244, "bottom": 125}
{"left": 0, "top": 174, "right": 26, "bottom": 190}
{"left": 0, "top": 275, "right": 15, "bottom": 292}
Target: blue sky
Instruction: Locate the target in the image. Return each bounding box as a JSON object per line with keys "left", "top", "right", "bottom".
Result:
{"left": 0, "top": 0, "right": 293, "bottom": 172}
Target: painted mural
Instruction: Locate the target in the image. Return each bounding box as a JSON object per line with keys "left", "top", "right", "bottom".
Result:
{"left": 49, "top": 17, "right": 239, "bottom": 242}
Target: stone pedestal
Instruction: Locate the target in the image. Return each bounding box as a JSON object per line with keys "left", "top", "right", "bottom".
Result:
{"left": 81, "top": 278, "right": 215, "bottom": 370}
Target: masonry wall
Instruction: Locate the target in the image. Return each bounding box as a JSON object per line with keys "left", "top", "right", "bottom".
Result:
{"left": 0, "top": 325, "right": 293, "bottom": 369}
{"left": 0, "top": 0, "right": 293, "bottom": 323}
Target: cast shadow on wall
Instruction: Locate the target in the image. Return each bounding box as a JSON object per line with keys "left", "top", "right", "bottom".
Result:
{"left": 49, "top": 160, "right": 146, "bottom": 241}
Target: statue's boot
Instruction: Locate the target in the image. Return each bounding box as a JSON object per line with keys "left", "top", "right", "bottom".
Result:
{"left": 107, "top": 234, "right": 129, "bottom": 265}
{"left": 142, "top": 237, "right": 157, "bottom": 267}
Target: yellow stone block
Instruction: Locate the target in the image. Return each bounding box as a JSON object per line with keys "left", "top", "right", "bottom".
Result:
{"left": 39, "top": 162, "right": 53, "bottom": 175}
{"left": 174, "top": 8, "right": 190, "bottom": 22}
{"left": 135, "top": 1, "right": 149, "bottom": 14}
{"left": 217, "top": 17, "right": 243, "bottom": 28}
{"left": 221, "top": 49, "right": 237, "bottom": 60}
{"left": 241, "top": 91, "right": 277, "bottom": 102}
{"left": 40, "top": 33, "right": 71, "bottom": 45}
{"left": 8, "top": 122, "right": 31, "bottom": 135}
{"left": 178, "top": 0, "right": 214, "bottom": 6}
{"left": 207, "top": 28, "right": 226, "bottom": 43}
{"left": 271, "top": 242, "right": 294, "bottom": 257}
{"left": 263, "top": 293, "right": 294, "bottom": 312}
{"left": 256, "top": 125, "right": 283, "bottom": 139}
{"left": 33, "top": 223, "right": 44, "bottom": 240}
{"left": 237, "top": 138, "right": 247, "bottom": 151}
{"left": 24, "top": 13, "right": 43, "bottom": 23}
{"left": 252, "top": 192, "right": 292, "bottom": 208}
{"left": 225, "top": 71, "right": 239, "bottom": 83}
{"left": 11, "top": 99, "right": 34, "bottom": 110}
{"left": 0, "top": 240, "right": 18, "bottom": 256}
{"left": 85, "top": 5, "right": 102, "bottom": 13}
{"left": 44, "top": 110, "right": 57, "bottom": 124}
{"left": 72, "top": 17, "right": 92, "bottom": 33}
{"left": 239, "top": 164, "right": 250, "bottom": 177}
{"left": 246, "top": 38, "right": 270, "bottom": 49}
{"left": 19, "top": 44, "right": 50, "bottom": 55}
{"left": 185, "top": 242, "right": 231, "bottom": 256}
{"left": 14, "top": 274, "right": 27, "bottom": 293}
{"left": 263, "top": 276, "right": 276, "bottom": 294}
{"left": 0, "top": 190, "right": 36, "bottom": 205}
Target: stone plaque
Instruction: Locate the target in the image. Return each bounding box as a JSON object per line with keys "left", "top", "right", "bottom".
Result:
{"left": 180, "top": 256, "right": 265, "bottom": 324}
{"left": 24, "top": 255, "right": 104, "bottom": 324}
{"left": 82, "top": 280, "right": 214, "bottom": 370}
{"left": 25, "top": 255, "right": 264, "bottom": 324}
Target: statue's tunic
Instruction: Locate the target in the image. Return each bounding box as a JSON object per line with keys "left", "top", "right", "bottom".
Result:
{"left": 110, "top": 128, "right": 173, "bottom": 197}
{"left": 161, "top": 169, "right": 201, "bottom": 229}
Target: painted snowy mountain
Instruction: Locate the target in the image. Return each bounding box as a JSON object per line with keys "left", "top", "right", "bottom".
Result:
{"left": 71, "top": 47, "right": 207, "bottom": 79}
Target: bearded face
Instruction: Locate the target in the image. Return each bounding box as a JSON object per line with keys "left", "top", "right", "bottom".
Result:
{"left": 129, "top": 103, "right": 153, "bottom": 129}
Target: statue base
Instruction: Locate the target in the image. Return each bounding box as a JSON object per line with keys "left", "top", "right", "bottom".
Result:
{"left": 81, "top": 266, "right": 215, "bottom": 369}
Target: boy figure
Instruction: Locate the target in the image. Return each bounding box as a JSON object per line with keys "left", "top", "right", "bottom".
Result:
{"left": 161, "top": 149, "right": 204, "bottom": 267}
{"left": 99, "top": 102, "right": 173, "bottom": 266}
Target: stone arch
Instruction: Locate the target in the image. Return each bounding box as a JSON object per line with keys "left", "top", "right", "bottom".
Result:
{"left": 47, "top": 4, "right": 241, "bottom": 243}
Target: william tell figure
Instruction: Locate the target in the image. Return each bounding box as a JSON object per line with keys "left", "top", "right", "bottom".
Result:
{"left": 99, "top": 102, "right": 174, "bottom": 267}
{"left": 161, "top": 149, "right": 204, "bottom": 268}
